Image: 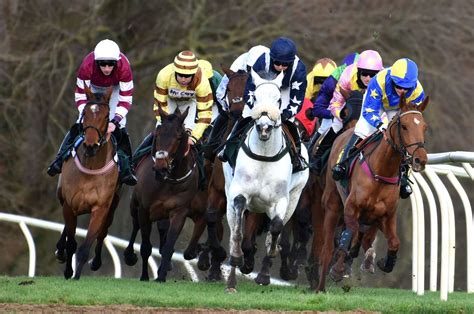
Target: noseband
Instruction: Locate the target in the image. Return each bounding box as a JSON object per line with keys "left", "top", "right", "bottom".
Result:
{"left": 386, "top": 110, "right": 425, "bottom": 162}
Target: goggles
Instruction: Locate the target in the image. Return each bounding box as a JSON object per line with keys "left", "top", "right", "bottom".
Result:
{"left": 359, "top": 69, "right": 378, "bottom": 78}
{"left": 273, "top": 60, "right": 290, "bottom": 67}
{"left": 97, "top": 60, "right": 117, "bottom": 67}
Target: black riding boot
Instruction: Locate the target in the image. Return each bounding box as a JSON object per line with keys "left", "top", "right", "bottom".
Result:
{"left": 332, "top": 133, "right": 361, "bottom": 181}
{"left": 203, "top": 112, "right": 229, "bottom": 161}
{"left": 217, "top": 116, "right": 252, "bottom": 163}
{"left": 307, "top": 131, "right": 321, "bottom": 152}
{"left": 132, "top": 132, "right": 153, "bottom": 166}
{"left": 284, "top": 120, "right": 306, "bottom": 172}
{"left": 309, "top": 128, "right": 337, "bottom": 175}
{"left": 399, "top": 164, "right": 412, "bottom": 199}
{"left": 117, "top": 128, "right": 138, "bottom": 186}
{"left": 46, "top": 123, "right": 81, "bottom": 176}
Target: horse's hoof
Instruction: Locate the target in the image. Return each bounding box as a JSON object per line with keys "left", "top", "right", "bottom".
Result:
{"left": 183, "top": 249, "right": 198, "bottom": 261}
{"left": 64, "top": 269, "right": 73, "bottom": 279}
{"left": 155, "top": 277, "right": 166, "bottom": 283}
{"left": 280, "top": 266, "right": 298, "bottom": 281}
{"left": 124, "top": 252, "right": 138, "bottom": 266}
{"left": 139, "top": 276, "right": 149, "bottom": 281}
{"left": 55, "top": 250, "right": 66, "bottom": 264}
{"left": 239, "top": 263, "right": 254, "bottom": 275}
{"left": 90, "top": 259, "right": 102, "bottom": 271}
{"left": 225, "top": 287, "right": 237, "bottom": 293}
{"left": 329, "top": 265, "right": 344, "bottom": 282}
{"left": 229, "top": 256, "right": 243, "bottom": 267}
{"left": 361, "top": 248, "right": 376, "bottom": 274}
{"left": 376, "top": 258, "right": 393, "bottom": 273}
{"left": 255, "top": 273, "right": 270, "bottom": 286}
{"left": 197, "top": 253, "right": 211, "bottom": 271}
{"left": 206, "top": 270, "right": 222, "bottom": 282}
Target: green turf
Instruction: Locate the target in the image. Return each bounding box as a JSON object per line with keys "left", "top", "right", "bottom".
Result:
{"left": 0, "top": 276, "right": 472, "bottom": 313}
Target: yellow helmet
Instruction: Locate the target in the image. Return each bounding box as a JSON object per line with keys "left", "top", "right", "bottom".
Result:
{"left": 311, "top": 58, "right": 337, "bottom": 77}
{"left": 174, "top": 51, "right": 199, "bottom": 75}
{"left": 198, "top": 59, "right": 214, "bottom": 79}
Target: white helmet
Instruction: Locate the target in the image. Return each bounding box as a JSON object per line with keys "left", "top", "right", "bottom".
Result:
{"left": 94, "top": 39, "right": 121, "bottom": 61}
{"left": 246, "top": 45, "right": 269, "bottom": 67}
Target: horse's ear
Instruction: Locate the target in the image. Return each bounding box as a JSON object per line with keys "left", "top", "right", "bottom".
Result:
{"left": 222, "top": 66, "right": 235, "bottom": 77}
{"left": 104, "top": 86, "right": 113, "bottom": 104}
{"left": 84, "top": 81, "right": 93, "bottom": 100}
{"left": 251, "top": 68, "right": 264, "bottom": 87}
{"left": 180, "top": 106, "right": 190, "bottom": 122}
{"left": 418, "top": 96, "right": 429, "bottom": 112}
{"left": 273, "top": 71, "right": 284, "bottom": 87}
{"left": 398, "top": 91, "right": 407, "bottom": 111}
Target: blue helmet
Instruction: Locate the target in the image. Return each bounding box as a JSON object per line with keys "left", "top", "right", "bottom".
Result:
{"left": 270, "top": 37, "right": 297, "bottom": 63}
{"left": 390, "top": 58, "right": 418, "bottom": 89}
{"left": 340, "top": 52, "right": 359, "bottom": 67}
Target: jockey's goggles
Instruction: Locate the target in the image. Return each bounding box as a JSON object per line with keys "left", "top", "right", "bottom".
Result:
{"left": 313, "top": 76, "right": 327, "bottom": 85}
{"left": 97, "top": 60, "right": 117, "bottom": 67}
{"left": 359, "top": 69, "right": 378, "bottom": 78}
{"left": 176, "top": 72, "right": 194, "bottom": 78}
{"left": 393, "top": 83, "right": 410, "bottom": 91}
{"left": 273, "top": 60, "right": 290, "bottom": 67}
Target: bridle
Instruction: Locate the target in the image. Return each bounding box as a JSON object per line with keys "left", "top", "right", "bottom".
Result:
{"left": 385, "top": 110, "right": 425, "bottom": 162}
{"left": 81, "top": 101, "right": 110, "bottom": 147}
{"left": 225, "top": 71, "right": 249, "bottom": 108}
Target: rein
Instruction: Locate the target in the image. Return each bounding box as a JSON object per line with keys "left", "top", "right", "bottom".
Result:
{"left": 241, "top": 125, "right": 289, "bottom": 162}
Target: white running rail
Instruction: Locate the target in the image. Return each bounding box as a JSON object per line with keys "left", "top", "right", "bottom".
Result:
{"left": 410, "top": 151, "right": 474, "bottom": 301}
{"left": 0, "top": 212, "right": 291, "bottom": 286}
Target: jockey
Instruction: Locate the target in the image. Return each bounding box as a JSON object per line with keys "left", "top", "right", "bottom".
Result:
{"left": 306, "top": 52, "right": 359, "bottom": 146}
{"left": 332, "top": 58, "right": 425, "bottom": 199}
{"left": 294, "top": 58, "right": 337, "bottom": 139}
{"left": 310, "top": 50, "right": 383, "bottom": 175}
{"left": 133, "top": 51, "right": 213, "bottom": 158}
{"left": 203, "top": 45, "right": 269, "bottom": 160}
{"left": 46, "top": 39, "right": 137, "bottom": 186}
{"left": 218, "top": 37, "right": 308, "bottom": 172}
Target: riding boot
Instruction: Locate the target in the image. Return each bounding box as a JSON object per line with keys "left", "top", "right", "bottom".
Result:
{"left": 117, "top": 128, "right": 138, "bottom": 186}
{"left": 332, "top": 133, "right": 361, "bottom": 181}
{"left": 284, "top": 120, "right": 306, "bottom": 172}
{"left": 202, "top": 112, "right": 229, "bottom": 161}
{"left": 307, "top": 131, "right": 321, "bottom": 152}
{"left": 399, "top": 164, "right": 412, "bottom": 199}
{"left": 132, "top": 132, "right": 154, "bottom": 166}
{"left": 46, "top": 123, "right": 81, "bottom": 176}
{"left": 309, "top": 128, "right": 337, "bottom": 175}
{"left": 217, "top": 116, "right": 252, "bottom": 163}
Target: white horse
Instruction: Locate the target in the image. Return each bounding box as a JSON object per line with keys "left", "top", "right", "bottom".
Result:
{"left": 223, "top": 70, "right": 309, "bottom": 292}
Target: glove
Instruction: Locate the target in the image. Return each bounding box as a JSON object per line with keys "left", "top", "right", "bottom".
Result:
{"left": 376, "top": 122, "right": 386, "bottom": 131}
{"left": 305, "top": 108, "right": 315, "bottom": 121}
{"left": 281, "top": 110, "right": 292, "bottom": 122}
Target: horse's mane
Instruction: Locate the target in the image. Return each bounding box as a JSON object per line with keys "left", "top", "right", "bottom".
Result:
{"left": 255, "top": 70, "right": 278, "bottom": 81}
{"left": 251, "top": 103, "right": 280, "bottom": 122}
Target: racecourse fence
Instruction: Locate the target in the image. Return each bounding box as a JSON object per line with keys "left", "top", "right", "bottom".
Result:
{"left": 1, "top": 151, "right": 473, "bottom": 300}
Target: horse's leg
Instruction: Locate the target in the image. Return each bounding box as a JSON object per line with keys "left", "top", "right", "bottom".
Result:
{"left": 293, "top": 205, "right": 312, "bottom": 268}
{"left": 240, "top": 212, "right": 262, "bottom": 275}
{"left": 62, "top": 205, "right": 77, "bottom": 280}
{"left": 157, "top": 219, "right": 170, "bottom": 255}
{"left": 183, "top": 216, "right": 206, "bottom": 260}
{"left": 307, "top": 184, "right": 324, "bottom": 289}
{"left": 278, "top": 220, "right": 295, "bottom": 281}
{"left": 376, "top": 215, "right": 400, "bottom": 273}
{"left": 226, "top": 194, "right": 246, "bottom": 292}
{"left": 156, "top": 210, "right": 188, "bottom": 282}
{"left": 73, "top": 207, "right": 109, "bottom": 280}
{"left": 360, "top": 225, "right": 378, "bottom": 274}
{"left": 330, "top": 200, "right": 360, "bottom": 283}
{"left": 207, "top": 207, "right": 228, "bottom": 282}
{"left": 255, "top": 216, "right": 284, "bottom": 286}
{"left": 139, "top": 217, "right": 153, "bottom": 281}
{"left": 91, "top": 196, "right": 118, "bottom": 271}
{"left": 124, "top": 197, "right": 140, "bottom": 266}
{"left": 55, "top": 227, "right": 67, "bottom": 264}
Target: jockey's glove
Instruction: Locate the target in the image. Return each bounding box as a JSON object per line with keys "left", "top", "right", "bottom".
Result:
{"left": 111, "top": 116, "right": 122, "bottom": 130}
{"left": 305, "top": 108, "right": 315, "bottom": 121}
{"left": 281, "top": 110, "right": 292, "bottom": 122}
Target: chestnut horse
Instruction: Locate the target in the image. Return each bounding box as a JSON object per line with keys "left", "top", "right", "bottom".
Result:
{"left": 316, "top": 94, "right": 429, "bottom": 292}
{"left": 55, "top": 86, "right": 121, "bottom": 279}
{"left": 123, "top": 107, "right": 207, "bottom": 282}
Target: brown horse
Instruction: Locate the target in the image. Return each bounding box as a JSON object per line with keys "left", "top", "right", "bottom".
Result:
{"left": 123, "top": 107, "right": 207, "bottom": 282}
{"left": 200, "top": 68, "right": 248, "bottom": 281}
{"left": 316, "top": 94, "right": 429, "bottom": 292}
{"left": 55, "top": 86, "right": 121, "bottom": 279}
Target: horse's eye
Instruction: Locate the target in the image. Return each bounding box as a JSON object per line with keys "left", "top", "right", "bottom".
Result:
{"left": 402, "top": 125, "right": 408, "bottom": 131}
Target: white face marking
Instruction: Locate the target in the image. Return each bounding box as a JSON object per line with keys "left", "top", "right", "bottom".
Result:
{"left": 414, "top": 117, "right": 421, "bottom": 125}
{"left": 90, "top": 104, "right": 99, "bottom": 113}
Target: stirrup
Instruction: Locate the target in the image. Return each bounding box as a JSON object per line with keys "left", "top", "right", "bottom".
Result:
{"left": 400, "top": 183, "right": 412, "bottom": 199}
{"left": 121, "top": 173, "right": 138, "bottom": 186}
{"left": 217, "top": 149, "right": 228, "bottom": 162}
{"left": 46, "top": 160, "right": 62, "bottom": 177}
{"left": 332, "top": 163, "right": 346, "bottom": 181}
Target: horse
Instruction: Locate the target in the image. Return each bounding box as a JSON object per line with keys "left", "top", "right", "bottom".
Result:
{"left": 223, "top": 70, "right": 309, "bottom": 292}
{"left": 198, "top": 68, "right": 248, "bottom": 281}
{"left": 316, "top": 93, "right": 429, "bottom": 292}
{"left": 55, "top": 85, "right": 121, "bottom": 279}
{"left": 123, "top": 106, "right": 208, "bottom": 282}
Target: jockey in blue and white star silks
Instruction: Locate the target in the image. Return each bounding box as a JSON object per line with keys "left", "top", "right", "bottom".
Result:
{"left": 243, "top": 37, "right": 307, "bottom": 122}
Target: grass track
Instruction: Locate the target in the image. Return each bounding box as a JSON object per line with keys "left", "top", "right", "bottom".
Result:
{"left": 0, "top": 276, "right": 472, "bottom": 313}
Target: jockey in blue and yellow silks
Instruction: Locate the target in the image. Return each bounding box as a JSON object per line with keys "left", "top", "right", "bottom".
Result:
{"left": 332, "top": 58, "right": 425, "bottom": 199}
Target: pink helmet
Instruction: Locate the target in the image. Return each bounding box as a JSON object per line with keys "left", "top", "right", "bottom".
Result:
{"left": 356, "top": 50, "right": 383, "bottom": 71}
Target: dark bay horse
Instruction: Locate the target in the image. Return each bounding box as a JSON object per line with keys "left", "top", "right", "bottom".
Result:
{"left": 200, "top": 68, "right": 248, "bottom": 281}
{"left": 55, "top": 86, "right": 121, "bottom": 279}
{"left": 316, "top": 94, "right": 429, "bottom": 292}
{"left": 123, "top": 107, "right": 206, "bottom": 282}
